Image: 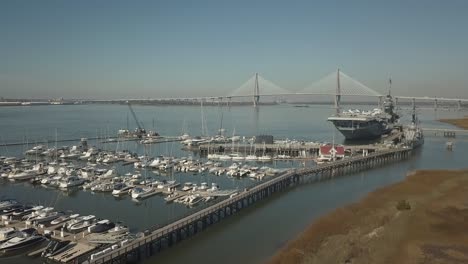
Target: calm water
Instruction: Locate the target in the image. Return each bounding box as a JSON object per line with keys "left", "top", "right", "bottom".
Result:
{"left": 0, "top": 104, "right": 467, "bottom": 264}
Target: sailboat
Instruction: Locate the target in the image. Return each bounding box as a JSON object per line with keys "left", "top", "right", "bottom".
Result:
{"left": 245, "top": 142, "right": 258, "bottom": 161}
{"left": 257, "top": 142, "right": 272, "bottom": 161}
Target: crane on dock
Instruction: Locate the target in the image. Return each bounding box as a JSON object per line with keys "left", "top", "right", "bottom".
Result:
{"left": 127, "top": 101, "right": 146, "bottom": 138}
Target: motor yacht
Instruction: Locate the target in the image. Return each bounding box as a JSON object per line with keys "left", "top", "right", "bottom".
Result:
{"left": 0, "top": 228, "right": 44, "bottom": 252}
{"left": 131, "top": 187, "right": 156, "bottom": 199}
{"left": 0, "top": 227, "right": 20, "bottom": 243}
{"left": 112, "top": 183, "right": 133, "bottom": 196}
{"left": 0, "top": 200, "right": 18, "bottom": 211}
{"left": 50, "top": 213, "right": 79, "bottom": 225}
{"left": 8, "top": 169, "right": 37, "bottom": 180}
{"left": 88, "top": 219, "right": 115, "bottom": 233}
{"left": 58, "top": 176, "right": 85, "bottom": 189}
{"left": 28, "top": 211, "right": 63, "bottom": 224}
{"left": 68, "top": 215, "right": 96, "bottom": 232}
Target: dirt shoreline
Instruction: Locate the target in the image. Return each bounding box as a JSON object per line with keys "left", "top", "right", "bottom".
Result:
{"left": 269, "top": 118, "right": 468, "bottom": 264}
{"left": 439, "top": 116, "right": 468, "bottom": 129}
{"left": 269, "top": 170, "right": 468, "bottom": 264}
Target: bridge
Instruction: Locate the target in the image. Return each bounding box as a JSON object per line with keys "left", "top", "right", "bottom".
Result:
{"left": 86, "top": 147, "right": 411, "bottom": 264}
{"left": 85, "top": 69, "right": 468, "bottom": 109}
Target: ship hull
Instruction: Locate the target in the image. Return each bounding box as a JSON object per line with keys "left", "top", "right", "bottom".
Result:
{"left": 331, "top": 121, "right": 390, "bottom": 140}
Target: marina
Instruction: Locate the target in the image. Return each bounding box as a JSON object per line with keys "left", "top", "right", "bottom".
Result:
{"left": 2, "top": 2, "right": 468, "bottom": 263}
{"left": 0, "top": 94, "right": 466, "bottom": 263}
{"left": 0, "top": 71, "right": 464, "bottom": 263}
{"left": 0, "top": 104, "right": 466, "bottom": 264}
{"left": 1, "top": 141, "right": 412, "bottom": 264}
{"left": 89, "top": 147, "right": 411, "bottom": 264}
{"left": 0, "top": 101, "right": 421, "bottom": 263}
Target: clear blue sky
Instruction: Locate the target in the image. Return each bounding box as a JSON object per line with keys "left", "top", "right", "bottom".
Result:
{"left": 1, "top": 0, "right": 467, "bottom": 99}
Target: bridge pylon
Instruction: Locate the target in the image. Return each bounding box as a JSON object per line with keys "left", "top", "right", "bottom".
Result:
{"left": 253, "top": 73, "right": 260, "bottom": 107}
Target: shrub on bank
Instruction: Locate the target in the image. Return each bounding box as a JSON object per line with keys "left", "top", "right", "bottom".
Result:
{"left": 396, "top": 199, "right": 411, "bottom": 211}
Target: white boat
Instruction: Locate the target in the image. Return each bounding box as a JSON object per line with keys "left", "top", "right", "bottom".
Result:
{"left": 79, "top": 148, "right": 97, "bottom": 160}
{"left": 218, "top": 155, "right": 232, "bottom": 160}
{"left": 69, "top": 219, "right": 95, "bottom": 232}
{"left": 88, "top": 219, "right": 115, "bottom": 233}
{"left": 25, "top": 145, "right": 46, "bottom": 155}
{"left": 102, "top": 155, "right": 117, "bottom": 163}
{"left": 155, "top": 180, "right": 176, "bottom": 190}
{"left": 257, "top": 155, "right": 272, "bottom": 161}
{"left": 29, "top": 211, "right": 63, "bottom": 224}
{"left": 60, "top": 152, "right": 81, "bottom": 159}
{"left": 59, "top": 176, "right": 85, "bottom": 189}
{"left": 68, "top": 215, "right": 95, "bottom": 232}
{"left": 8, "top": 169, "right": 37, "bottom": 180}
{"left": 99, "top": 169, "right": 117, "bottom": 179}
{"left": 131, "top": 187, "right": 156, "bottom": 199}
{"left": 80, "top": 166, "right": 96, "bottom": 179}
{"left": 207, "top": 153, "right": 221, "bottom": 160}
{"left": 245, "top": 155, "right": 258, "bottom": 161}
{"left": 158, "top": 162, "right": 174, "bottom": 171}
{"left": 179, "top": 133, "right": 190, "bottom": 140}
{"left": 231, "top": 153, "right": 245, "bottom": 161}
{"left": 123, "top": 154, "right": 139, "bottom": 163}
{"left": 0, "top": 227, "right": 19, "bottom": 243}
{"left": 46, "top": 165, "right": 58, "bottom": 175}
{"left": 0, "top": 200, "right": 18, "bottom": 211}
{"left": 23, "top": 207, "right": 53, "bottom": 220}
{"left": 148, "top": 158, "right": 162, "bottom": 168}
{"left": 50, "top": 213, "right": 79, "bottom": 225}
{"left": 187, "top": 195, "right": 203, "bottom": 206}
{"left": 91, "top": 183, "right": 114, "bottom": 192}
{"left": 199, "top": 182, "right": 209, "bottom": 191}
{"left": 112, "top": 183, "right": 133, "bottom": 196}
{"left": 316, "top": 156, "right": 332, "bottom": 164}
{"left": 14, "top": 206, "right": 39, "bottom": 218}
{"left": 0, "top": 228, "right": 44, "bottom": 252}
{"left": 107, "top": 224, "right": 129, "bottom": 235}
{"left": 181, "top": 182, "right": 194, "bottom": 191}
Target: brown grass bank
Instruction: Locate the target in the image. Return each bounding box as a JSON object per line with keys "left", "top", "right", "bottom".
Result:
{"left": 439, "top": 116, "right": 468, "bottom": 129}
{"left": 269, "top": 170, "right": 468, "bottom": 264}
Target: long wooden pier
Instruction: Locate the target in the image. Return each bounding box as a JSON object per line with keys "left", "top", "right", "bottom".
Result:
{"left": 85, "top": 146, "right": 411, "bottom": 264}
{"left": 198, "top": 142, "right": 389, "bottom": 158}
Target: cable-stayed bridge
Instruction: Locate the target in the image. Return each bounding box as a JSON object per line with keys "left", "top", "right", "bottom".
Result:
{"left": 88, "top": 69, "right": 468, "bottom": 108}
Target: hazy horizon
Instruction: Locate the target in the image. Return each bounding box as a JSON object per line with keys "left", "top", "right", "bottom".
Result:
{"left": 2, "top": 1, "right": 468, "bottom": 99}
